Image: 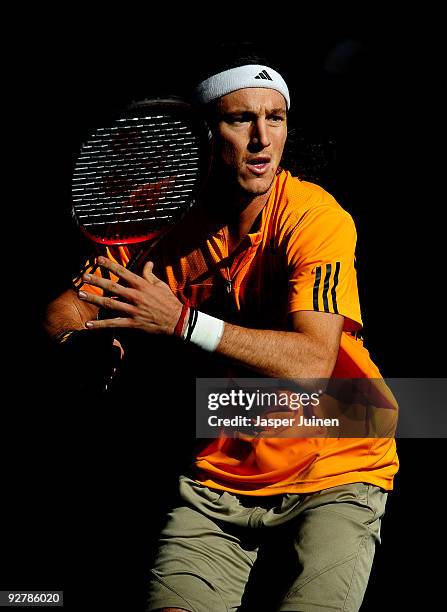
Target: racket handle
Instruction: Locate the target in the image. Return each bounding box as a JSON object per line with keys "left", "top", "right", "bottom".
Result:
{"left": 55, "top": 329, "right": 121, "bottom": 395}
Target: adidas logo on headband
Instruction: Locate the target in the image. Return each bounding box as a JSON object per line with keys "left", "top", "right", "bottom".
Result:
{"left": 254, "top": 70, "right": 273, "bottom": 81}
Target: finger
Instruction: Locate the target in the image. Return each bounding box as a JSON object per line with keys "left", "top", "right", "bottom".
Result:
{"left": 142, "top": 260, "right": 160, "bottom": 283}
{"left": 85, "top": 317, "right": 135, "bottom": 329}
{"left": 96, "top": 256, "right": 144, "bottom": 288}
{"left": 143, "top": 260, "right": 154, "bottom": 275}
{"left": 78, "top": 291, "right": 138, "bottom": 315}
{"left": 82, "top": 273, "right": 138, "bottom": 300}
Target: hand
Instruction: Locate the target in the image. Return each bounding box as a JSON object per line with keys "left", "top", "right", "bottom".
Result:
{"left": 54, "top": 328, "right": 123, "bottom": 393}
{"left": 78, "top": 256, "right": 182, "bottom": 335}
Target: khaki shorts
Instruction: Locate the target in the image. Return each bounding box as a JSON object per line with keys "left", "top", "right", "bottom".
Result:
{"left": 146, "top": 475, "right": 387, "bottom": 612}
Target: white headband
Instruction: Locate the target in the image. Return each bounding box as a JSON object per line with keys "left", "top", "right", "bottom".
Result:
{"left": 194, "top": 64, "right": 290, "bottom": 110}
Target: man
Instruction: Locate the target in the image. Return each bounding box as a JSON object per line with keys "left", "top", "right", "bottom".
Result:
{"left": 45, "top": 49, "right": 398, "bottom": 611}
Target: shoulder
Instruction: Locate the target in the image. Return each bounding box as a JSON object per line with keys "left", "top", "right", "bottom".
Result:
{"left": 273, "top": 171, "right": 356, "bottom": 236}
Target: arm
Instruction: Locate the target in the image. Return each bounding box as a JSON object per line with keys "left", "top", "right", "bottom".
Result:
{"left": 77, "top": 257, "right": 343, "bottom": 379}
{"left": 44, "top": 288, "right": 99, "bottom": 341}
{"left": 217, "top": 310, "right": 343, "bottom": 379}
{"left": 44, "top": 288, "right": 125, "bottom": 394}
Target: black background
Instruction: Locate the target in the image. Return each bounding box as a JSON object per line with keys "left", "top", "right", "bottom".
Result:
{"left": 2, "top": 15, "right": 445, "bottom": 611}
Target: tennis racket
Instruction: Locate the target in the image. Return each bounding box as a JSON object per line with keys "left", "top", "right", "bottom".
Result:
{"left": 72, "top": 97, "right": 210, "bottom": 246}
{"left": 70, "top": 97, "right": 211, "bottom": 392}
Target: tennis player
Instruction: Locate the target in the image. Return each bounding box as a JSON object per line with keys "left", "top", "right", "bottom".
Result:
{"left": 44, "top": 46, "right": 398, "bottom": 611}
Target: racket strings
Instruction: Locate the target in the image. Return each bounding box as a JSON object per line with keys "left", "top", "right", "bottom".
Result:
{"left": 72, "top": 110, "right": 204, "bottom": 243}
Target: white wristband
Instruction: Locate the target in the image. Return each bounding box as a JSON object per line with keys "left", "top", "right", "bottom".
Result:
{"left": 187, "top": 310, "right": 225, "bottom": 352}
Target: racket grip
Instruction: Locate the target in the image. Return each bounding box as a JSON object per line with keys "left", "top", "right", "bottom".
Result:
{"left": 55, "top": 329, "right": 121, "bottom": 394}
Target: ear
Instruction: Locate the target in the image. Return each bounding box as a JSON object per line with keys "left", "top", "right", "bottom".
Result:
{"left": 196, "top": 105, "right": 216, "bottom": 191}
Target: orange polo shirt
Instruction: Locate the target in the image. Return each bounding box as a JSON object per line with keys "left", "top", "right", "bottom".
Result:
{"left": 78, "top": 170, "right": 399, "bottom": 495}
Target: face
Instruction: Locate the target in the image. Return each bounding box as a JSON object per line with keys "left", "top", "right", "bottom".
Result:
{"left": 212, "top": 88, "right": 288, "bottom": 197}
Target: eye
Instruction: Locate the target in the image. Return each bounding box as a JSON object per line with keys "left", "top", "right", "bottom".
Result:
{"left": 268, "top": 115, "right": 285, "bottom": 123}
{"left": 224, "top": 112, "right": 253, "bottom": 124}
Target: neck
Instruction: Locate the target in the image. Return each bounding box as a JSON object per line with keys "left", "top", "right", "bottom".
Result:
{"left": 203, "top": 176, "right": 276, "bottom": 256}
{"left": 230, "top": 192, "right": 269, "bottom": 237}
{"left": 204, "top": 173, "right": 275, "bottom": 233}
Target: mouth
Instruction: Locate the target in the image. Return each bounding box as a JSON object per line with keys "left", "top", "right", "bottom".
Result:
{"left": 246, "top": 157, "right": 271, "bottom": 176}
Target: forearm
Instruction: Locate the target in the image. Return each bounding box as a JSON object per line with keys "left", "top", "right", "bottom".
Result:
{"left": 72, "top": 256, "right": 343, "bottom": 378}
{"left": 44, "top": 289, "right": 99, "bottom": 340}
{"left": 215, "top": 322, "right": 337, "bottom": 379}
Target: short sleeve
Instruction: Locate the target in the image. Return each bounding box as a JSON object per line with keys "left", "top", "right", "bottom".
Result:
{"left": 286, "top": 205, "right": 362, "bottom": 331}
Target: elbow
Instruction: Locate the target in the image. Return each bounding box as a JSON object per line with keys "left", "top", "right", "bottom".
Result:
{"left": 289, "top": 335, "right": 339, "bottom": 380}
{"left": 312, "top": 348, "right": 338, "bottom": 379}
{"left": 43, "top": 289, "right": 99, "bottom": 340}
{"left": 292, "top": 362, "right": 335, "bottom": 381}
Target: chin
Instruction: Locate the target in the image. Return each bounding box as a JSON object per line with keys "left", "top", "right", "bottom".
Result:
{"left": 239, "top": 173, "right": 276, "bottom": 196}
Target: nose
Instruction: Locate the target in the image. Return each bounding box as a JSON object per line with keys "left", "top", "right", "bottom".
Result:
{"left": 249, "top": 118, "right": 271, "bottom": 150}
